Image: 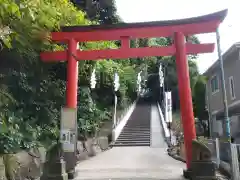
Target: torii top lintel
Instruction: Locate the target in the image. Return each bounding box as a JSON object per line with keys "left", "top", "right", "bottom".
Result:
{"left": 41, "top": 9, "right": 227, "bottom": 62}
{"left": 52, "top": 9, "right": 227, "bottom": 42}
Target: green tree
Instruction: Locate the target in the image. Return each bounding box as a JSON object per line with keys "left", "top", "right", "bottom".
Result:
{"left": 71, "top": 0, "right": 120, "bottom": 24}
{"left": 0, "top": 0, "right": 205, "bottom": 155}
{"left": 192, "top": 75, "right": 209, "bottom": 120}
{"left": 0, "top": 0, "right": 140, "bottom": 153}
{"left": 145, "top": 37, "right": 200, "bottom": 110}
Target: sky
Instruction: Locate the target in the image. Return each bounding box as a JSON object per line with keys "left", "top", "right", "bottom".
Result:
{"left": 115, "top": 0, "right": 240, "bottom": 74}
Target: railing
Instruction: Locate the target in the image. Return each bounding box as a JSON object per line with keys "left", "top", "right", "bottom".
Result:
{"left": 157, "top": 102, "right": 170, "bottom": 138}
{"left": 206, "top": 138, "right": 220, "bottom": 168}
{"left": 115, "top": 104, "right": 132, "bottom": 126}
{"left": 206, "top": 138, "right": 240, "bottom": 180}
{"left": 231, "top": 143, "right": 240, "bottom": 180}
{"left": 115, "top": 98, "right": 138, "bottom": 127}
{"left": 112, "top": 97, "right": 139, "bottom": 141}
{"left": 219, "top": 141, "right": 231, "bottom": 162}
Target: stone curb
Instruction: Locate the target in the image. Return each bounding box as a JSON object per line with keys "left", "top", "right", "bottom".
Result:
{"left": 156, "top": 102, "right": 171, "bottom": 147}
{"left": 167, "top": 151, "right": 186, "bottom": 163}
{"left": 218, "top": 161, "right": 231, "bottom": 178}
{"left": 165, "top": 137, "right": 171, "bottom": 147}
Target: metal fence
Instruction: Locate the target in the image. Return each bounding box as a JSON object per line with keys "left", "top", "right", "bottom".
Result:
{"left": 219, "top": 141, "right": 231, "bottom": 162}
{"left": 231, "top": 143, "right": 240, "bottom": 180}
{"left": 206, "top": 138, "right": 220, "bottom": 167}
{"left": 206, "top": 138, "right": 240, "bottom": 180}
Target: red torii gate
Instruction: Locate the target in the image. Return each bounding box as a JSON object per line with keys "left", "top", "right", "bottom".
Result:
{"left": 41, "top": 9, "right": 227, "bottom": 174}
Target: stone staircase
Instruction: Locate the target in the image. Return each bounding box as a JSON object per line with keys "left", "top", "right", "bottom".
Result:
{"left": 113, "top": 99, "right": 151, "bottom": 147}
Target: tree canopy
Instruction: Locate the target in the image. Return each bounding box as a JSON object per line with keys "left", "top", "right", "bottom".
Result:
{"left": 0, "top": 0, "right": 136, "bottom": 153}
{"left": 192, "top": 75, "right": 209, "bottom": 121}
{"left": 0, "top": 0, "right": 206, "bottom": 153}
{"left": 71, "top": 0, "right": 120, "bottom": 24}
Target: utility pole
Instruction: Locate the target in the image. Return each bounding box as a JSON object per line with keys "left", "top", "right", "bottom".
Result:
{"left": 216, "top": 28, "right": 234, "bottom": 177}
{"left": 216, "top": 28, "right": 231, "bottom": 140}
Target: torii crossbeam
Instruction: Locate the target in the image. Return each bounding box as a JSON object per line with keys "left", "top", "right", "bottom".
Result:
{"left": 41, "top": 9, "right": 227, "bottom": 177}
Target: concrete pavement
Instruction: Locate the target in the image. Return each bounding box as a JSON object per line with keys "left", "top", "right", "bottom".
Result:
{"left": 74, "top": 103, "right": 185, "bottom": 179}
{"left": 75, "top": 147, "right": 185, "bottom": 179}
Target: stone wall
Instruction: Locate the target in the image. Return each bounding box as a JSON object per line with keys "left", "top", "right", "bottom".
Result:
{"left": 0, "top": 148, "right": 45, "bottom": 180}
{"left": 77, "top": 136, "right": 109, "bottom": 161}
{"left": 0, "top": 136, "right": 109, "bottom": 180}
{"left": 0, "top": 156, "right": 7, "bottom": 180}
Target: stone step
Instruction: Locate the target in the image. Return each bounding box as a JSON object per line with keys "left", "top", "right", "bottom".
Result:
{"left": 124, "top": 125, "right": 150, "bottom": 126}
{"left": 114, "top": 99, "right": 151, "bottom": 147}
{"left": 121, "top": 128, "right": 150, "bottom": 130}
{"left": 116, "top": 138, "right": 150, "bottom": 141}
{"left": 124, "top": 124, "right": 150, "bottom": 126}
{"left": 123, "top": 127, "right": 150, "bottom": 131}
{"left": 118, "top": 134, "right": 150, "bottom": 137}
{"left": 119, "top": 132, "right": 150, "bottom": 136}
{"left": 117, "top": 138, "right": 150, "bottom": 141}
{"left": 121, "top": 131, "right": 150, "bottom": 133}
{"left": 114, "top": 143, "right": 150, "bottom": 146}
{"left": 120, "top": 131, "right": 150, "bottom": 134}
{"left": 116, "top": 137, "right": 149, "bottom": 140}
{"left": 116, "top": 139, "right": 150, "bottom": 142}
{"left": 124, "top": 127, "right": 150, "bottom": 129}
{"left": 120, "top": 128, "right": 149, "bottom": 131}
{"left": 113, "top": 142, "right": 150, "bottom": 147}
{"left": 115, "top": 142, "right": 150, "bottom": 145}
{"left": 123, "top": 127, "right": 150, "bottom": 130}
{"left": 117, "top": 136, "right": 150, "bottom": 140}
{"left": 118, "top": 136, "right": 150, "bottom": 140}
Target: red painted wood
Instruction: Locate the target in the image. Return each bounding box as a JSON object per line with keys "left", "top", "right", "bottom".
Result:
{"left": 185, "top": 43, "right": 215, "bottom": 54}
{"left": 51, "top": 21, "right": 220, "bottom": 42}
{"left": 121, "top": 36, "right": 130, "bottom": 49}
{"left": 175, "top": 32, "right": 196, "bottom": 169}
{"left": 40, "top": 51, "right": 67, "bottom": 62}
{"left": 66, "top": 39, "right": 78, "bottom": 108}
{"left": 40, "top": 43, "right": 214, "bottom": 62}
{"left": 61, "top": 9, "right": 227, "bottom": 32}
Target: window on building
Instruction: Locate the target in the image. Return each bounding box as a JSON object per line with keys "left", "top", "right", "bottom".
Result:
{"left": 211, "top": 75, "right": 219, "bottom": 94}
{"left": 229, "top": 76, "right": 236, "bottom": 99}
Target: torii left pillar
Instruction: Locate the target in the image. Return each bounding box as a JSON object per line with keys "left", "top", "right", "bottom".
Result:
{"left": 174, "top": 32, "right": 196, "bottom": 176}
{"left": 66, "top": 39, "right": 78, "bottom": 108}
{"left": 64, "top": 38, "right": 79, "bottom": 178}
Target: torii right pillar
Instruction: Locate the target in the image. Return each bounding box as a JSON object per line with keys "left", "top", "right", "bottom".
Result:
{"left": 174, "top": 32, "right": 196, "bottom": 176}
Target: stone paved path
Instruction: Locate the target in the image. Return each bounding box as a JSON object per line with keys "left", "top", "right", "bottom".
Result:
{"left": 75, "top": 147, "right": 185, "bottom": 180}
{"left": 74, "top": 102, "right": 185, "bottom": 179}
